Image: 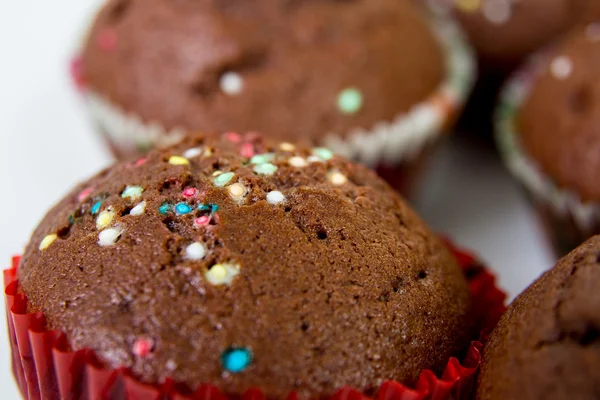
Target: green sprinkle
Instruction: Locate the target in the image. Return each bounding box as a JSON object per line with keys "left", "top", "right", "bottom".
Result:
{"left": 337, "top": 88, "right": 363, "bottom": 115}
{"left": 213, "top": 172, "right": 235, "bottom": 187}
{"left": 254, "top": 163, "right": 278, "bottom": 176}
{"left": 159, "top": 203, "right": 171, "bottom": 215}
{"left": 121, "top": 186, "right": 144, "bottom": 200}
{"left": 312, "top": 147, "right": 334, "bottom": 161}
{"left": 250, "top": 153, "right": 275, "bottom": 165}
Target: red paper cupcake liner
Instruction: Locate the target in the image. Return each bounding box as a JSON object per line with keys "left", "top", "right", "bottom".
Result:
{"left": 5, "top": 241, "right": 506, "bottom": 400}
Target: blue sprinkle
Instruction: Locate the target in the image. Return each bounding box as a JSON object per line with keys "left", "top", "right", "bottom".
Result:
{"left": 159, "top": 203, "right": 171, "bottom": 215}
{"left": 175, "top": 203, "right": 192, "bottom": 215}
{"left": 211, "top": 204, "right": 220, "bottom": 213}
{"left": 91, "top": 201, "right": 102, "bottom": 215}
{"left": 198, "top": 204, "right": 220, "bottom": 213}
{"left": 221, "top": 347, "right": 252, "bottom": 373}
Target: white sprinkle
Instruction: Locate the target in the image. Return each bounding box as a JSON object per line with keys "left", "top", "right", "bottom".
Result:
{"left": 586, "top": 23, "right": 600, "bottom": 42}
{"left": 98, "top": 227, "right": 124, "bottom": 247}
{"left": 185, "top": 242, "right": 207, "bottom": 261}
{"left": 130, "top": 201, "right": 146, "bottom": 216}
{"left": 327, "top": 171, "right": 348, "bottom": 186}
{"left": 183, "top": 147, "right": 203, "bottom": 159}
{"left": 166, "top": 359, "right": 177, "bottom": 371}
{"left": 220, "top": 72, "right": 244, "bottom": 96}
{"left": 267, "top": 191, "right": 286, "bottom": 205}
{"left": 307, "top": 155, "right": 323, "bottom": 163}
{"left": 482, "top": 0, "right": 512, "bottom": 25}
{"left": 279, "top": 142, "right": 296, "bottom": 152}
{"left": 550, "top": 56, "right": 573, "bottom": 80}
{"left": 288, "top": 156, "right": 308, "bottom": 168}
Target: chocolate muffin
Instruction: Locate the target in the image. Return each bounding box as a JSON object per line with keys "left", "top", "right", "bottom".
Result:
{"left": 496, "top": 24, "right": 600, "bottom": 255}
{"left": 18, "top": 133, "right": 472, "bottom": 397}
{"left": 476, "top": 235, "right": 600, "bottom": 400}
{"left": 453, "top": 0, "right": 594, "bottom": 69}
{"left": 77, "top": 0, "right": 475, "bottom": 174}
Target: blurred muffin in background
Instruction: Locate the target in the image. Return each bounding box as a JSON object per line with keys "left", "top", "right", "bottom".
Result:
{"left": 477, "top": 235, "right": 600, "bottom": 400}
{"left": 74, "top": 0, "right": 475, "bottom": 195}
{"left": 496, "top": 22, "right": 600, "bottom": 256}
{"left": 447, "top": 0, "right": 596, "bottom": 138}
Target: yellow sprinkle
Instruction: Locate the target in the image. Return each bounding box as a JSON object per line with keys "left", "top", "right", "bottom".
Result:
{"left": 213, "top": 170, "right": 223, "bottom": 177}
{"left": 39, "top": 234, "right": 58, "bottom": 251}
{"left": 228, "top": 183, "right": 246, "bottom": 200}
{"left": 328, "top": 171, "right": 348, "bottom": 186}
{"left": 96, "top": 210, "right": 115, "bottom": 230}
{"left": 168, "top": 156, "right": 190, "bottom": 166}
{"left": 455, "top": 0, "right": 481, "bottom": 12}
{"left": 288, "top": 156, "right": 308, "bottom": 168}
{"left": 205, "top": 263, "right": 240, "bottom": 286}
{"left": 279, "top": 142, "right": 296, "bottom": 152}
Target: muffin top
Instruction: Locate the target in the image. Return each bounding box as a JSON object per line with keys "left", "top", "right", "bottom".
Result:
{"left": 18, "top": 133, "right": 471, "bottom": 398}
{"left": 518, "top": 24, "right": 600, "bottom": 202}
{"left": 453, "top": 0, "right": 593, "bottom": 68}
{"left": 477, "top": 235, "right": 600, "bottom": 400}
{"left": 80, "top": 0, "right": 444, "bottom": 144}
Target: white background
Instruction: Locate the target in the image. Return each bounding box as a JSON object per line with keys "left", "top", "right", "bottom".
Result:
{"left": 0, "top": 1, "right": 555, "bottom": 398}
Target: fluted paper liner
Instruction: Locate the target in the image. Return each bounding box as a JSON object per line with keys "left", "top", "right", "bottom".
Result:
{"left": 5, "top": 240, "right": 505, "bottom": 400}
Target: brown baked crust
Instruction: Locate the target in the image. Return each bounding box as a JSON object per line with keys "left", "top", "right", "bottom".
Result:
{"left": 477, "top": 235, "right": 600, "bottom": 400}
{"left": 80, "top": 0, "right": 443, "bottom": 144}
{"left": 518, "top": 25, "right": 600, "bottom": 202}
{"left": 454, "top": 0, "right": 593, "bottom": 68}
{"left": 19, "top": 134, "right": 470, "bottom": 398}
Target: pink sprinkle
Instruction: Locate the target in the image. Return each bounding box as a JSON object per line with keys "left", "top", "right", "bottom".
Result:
{"left": 77, "top": 187, "right": 94, "bottom": 202}
{"left": 195, "top": 216, "right": 210, "bottom": 226}
{"left": 97, "top": 28, "right": 118, "bottom": 52}
{"left": 240, "top": 143, "right": 255, "bottom": 158}
{"left": 133, "top": 338, "right": 154, "bottom": 358}
{"left": 183, "top": 188, "right": 197, "bottom": 198}
{"left": 135, "top": 158, "right": 147, "bottom": 167}
{"left": 70, "top": 56, "right": 85, "bottom": 89}
{"left": 223, "top": 132, "right": 242, "bottom": 143}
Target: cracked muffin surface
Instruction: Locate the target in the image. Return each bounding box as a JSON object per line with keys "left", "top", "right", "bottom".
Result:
{"left": 477, "top": 235, "right": 600, "bottom": 400}
{"left": 18, "top": 133, "right": 470, "bottom": 398}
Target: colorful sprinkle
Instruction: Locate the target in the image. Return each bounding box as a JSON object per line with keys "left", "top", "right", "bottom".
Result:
{"left": 220, "top": 72, "right": 244, "bottom": 96}
{"left": 175, "top": 203, "right": 193, "bottom": 215}
{"left": 550, "top": 56, "right": 573, "bottom": 80}
{"left": 266, "top": 191, "right": 285, "bottom": 205}
{"left": 455, "top": 0, "right": 481, "bottom": 12}
{"left": 134, "top": 158, "right": 147, "bottom": 167}
{"left": 183, "top": 148, "right": 203, "bottom": 159}
{"left": 221, "top": 348, "right": 252, "bottom": 373}
{"left": 169, "top": 156, "right": 190, "bottom": 166}
{"left": 121, "top": 186, "right": 143, "bottom": 200}
{"left": 205, "top": 262, "right": 240, "bottom": 286}
{"left": 39, "top": 234, "right": 58, "bottom": 251}
{"left": 254, "top": 163, "right": 278, "bottom": 176}
{"left": 250, "top": 153, "right": 275, "bottom": 165}
{"left": 98, "top": 227, "right": 123, "bottom": 247}
{"left": 482, "top": 0, "right": 512, "bottom": 25}
{"left": 96, "top": 210, "right": 116, "bottom": 230}
{"left": 91, "top": 201, "right": 102, "bottom": 215}
{"left": 279, "top": 142, "right": 296, "bottom": 152}
{"left": 182, "top": 188, "right": 198, "bottom": 198}
{"left": 185, "top": 242, "right": 207, "bottom": 260}
{"left": 97, "top": 28, "right": 117, "bottom": 52}
{"left": 224, "top": 132, "right": 242, "bottom": 143}
{"left": 159, "top": 203, "right": 171, "bottom": 215}
{"left": 132, "top": 337, "right": 154, "bottom": 358}
{"left": 77, "top": 187, "right": 94, "bottom": 202}
{"left": 327, "top": 171, "right": 348, "bottom": 186}
{"left": 240, "top": 143, "right": 255, "bottom": 158}
{"left": 214, "top": 172, "right": 235, "bottom": 187}
{"left": 195, "top": 216, "right": 211, "bottom": 226}
{"left": 130, "top": 201, "right": 147, "bottom": 216}
{"left": 228, "top": 183, "right": 247, "bottom": 201}
{"left": 288, "top": 156, "right": 308, "bottom": 168}
{"left": 337, "top": 88, "right": 363, "bottom": 115}
{"left": 312, "top": 147, "right": 334, "bottom": 161}
{"left": 307, "top": 155, "right": 323, "bottom": 163}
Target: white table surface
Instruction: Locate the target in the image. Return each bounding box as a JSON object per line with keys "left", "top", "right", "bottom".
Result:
{"left": 0, "top": 1, "right": 555, "bottom": 398}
